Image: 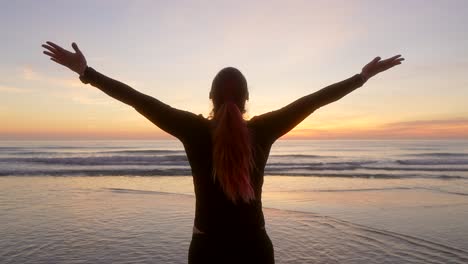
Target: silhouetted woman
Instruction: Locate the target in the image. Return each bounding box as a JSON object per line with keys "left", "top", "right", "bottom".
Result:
{"left": 42, "top": 41, "right": 404, "bottom": 264}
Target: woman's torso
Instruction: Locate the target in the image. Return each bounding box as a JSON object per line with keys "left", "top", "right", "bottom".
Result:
{"left": 182, "top": 116, "right": 274, "bottom": 235}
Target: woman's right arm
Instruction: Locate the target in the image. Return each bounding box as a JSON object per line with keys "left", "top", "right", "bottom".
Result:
{"left": 42, "top": 41, "right": 200, "bottom": 140}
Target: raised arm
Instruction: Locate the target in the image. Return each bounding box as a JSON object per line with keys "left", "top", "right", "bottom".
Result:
{"left": 41, "top": 41, "right": 201, "bottom": 141}
{"left": 252, "top": 55, "right": 404, "bottom": 142}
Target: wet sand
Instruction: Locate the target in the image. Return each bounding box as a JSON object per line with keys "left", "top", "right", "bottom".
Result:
{"left": 1, "top": 176, "right": 467, "bottom": 263}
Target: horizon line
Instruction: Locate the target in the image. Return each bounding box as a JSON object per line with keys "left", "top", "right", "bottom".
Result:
{"left": 1, "top": 137, "right": 467, "bottom": 141}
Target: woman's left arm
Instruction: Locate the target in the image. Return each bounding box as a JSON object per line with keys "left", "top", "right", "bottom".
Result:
{"left": 252, "top": 55, "right": 404, "bottom": 142}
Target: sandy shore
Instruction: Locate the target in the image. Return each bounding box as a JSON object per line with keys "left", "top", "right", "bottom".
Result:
{"left": 1, "top": 176, "right": 467, "bottom": 263}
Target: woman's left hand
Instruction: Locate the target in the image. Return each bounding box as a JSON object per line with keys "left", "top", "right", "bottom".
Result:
{"left": 361, "top": 55, "right": 404, "bottom": 81}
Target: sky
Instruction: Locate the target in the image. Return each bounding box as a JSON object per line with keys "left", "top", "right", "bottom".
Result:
{"left": 1, "top": 0, "right": 467, "bottom": 140}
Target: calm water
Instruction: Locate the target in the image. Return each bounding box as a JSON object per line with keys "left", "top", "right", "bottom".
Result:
{"left": 1, "top": 139, "right": 468, "bottom": 179}
{"left": 1, "top": 140, "right": 468, "bottom": 263}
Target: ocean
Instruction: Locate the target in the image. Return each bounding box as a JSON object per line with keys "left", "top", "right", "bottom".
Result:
{"left": 1, "top": 140, "right": 467, "bottom": 263}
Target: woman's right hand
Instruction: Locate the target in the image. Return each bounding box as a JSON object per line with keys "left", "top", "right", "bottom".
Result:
{"left": 42, "top": 41, "right": 88, "bottom": 76}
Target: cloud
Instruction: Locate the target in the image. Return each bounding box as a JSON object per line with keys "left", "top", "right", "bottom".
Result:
{"left": 20, "top": 65, "right": 83, "bottom": 88}
{"left": 18, "top": 66, "right": 142, "bottom": 106}
{"left": 376, "top": 118, "right": 468, "bottom": 138}
{"left": 69, "top": 93, "right": 111, "bottom": 105}
{"left": 21, "top": 67, "right": 41, "bottom": 81}
{"left": 285, "top": 117, "right": 468, "bottom": 139}
{"left": 18, "top": 65, "right": 117, "bottom": 106}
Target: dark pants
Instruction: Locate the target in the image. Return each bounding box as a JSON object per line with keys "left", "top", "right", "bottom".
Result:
{"left": 188, "top": 229, "right": 275, "bottom": 264}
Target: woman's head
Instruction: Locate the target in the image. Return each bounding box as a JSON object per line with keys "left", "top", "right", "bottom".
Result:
{"left": 209, "top": 67, "right": 249, "bottom": 115}
{"left": 210, "top": 67, "right": 255, "bottom": 204}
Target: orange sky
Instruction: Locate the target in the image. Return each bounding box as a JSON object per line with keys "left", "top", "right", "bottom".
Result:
{"left": 1, "top": 1, "right": 467, "bottom": 140}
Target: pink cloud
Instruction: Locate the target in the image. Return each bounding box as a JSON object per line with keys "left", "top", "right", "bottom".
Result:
{"left": 284, "top": 118, "right": 468, "bottom": 139}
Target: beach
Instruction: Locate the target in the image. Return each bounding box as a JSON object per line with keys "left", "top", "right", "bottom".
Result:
{"left": 3, "top": 0, "right": 468, "bottom": 262}
{"left": 1, "top": 140, "right": 468, "bottom": 263}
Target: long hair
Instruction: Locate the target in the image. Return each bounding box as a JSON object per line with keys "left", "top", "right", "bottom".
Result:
{"left": 210, "top": 67, "right": 255, "bottom": 203}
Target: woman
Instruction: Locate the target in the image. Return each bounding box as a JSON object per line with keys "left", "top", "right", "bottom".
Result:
{"left": 42, "top": 41, "right": 404, "bottom": 264}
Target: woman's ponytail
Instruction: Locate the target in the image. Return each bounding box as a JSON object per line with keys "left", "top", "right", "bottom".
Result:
{"left": 212, "top": 102, "right": 255, "bottom": 203}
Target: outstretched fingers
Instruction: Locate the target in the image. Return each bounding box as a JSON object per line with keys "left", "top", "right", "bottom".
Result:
{"left": 367, "top": 56, "right": 381, "bottom": 67}
{"left": 46, "top": 41, "right": 66, "bottom": 53}
{"left": 381, "top": 57, "right": 405, "bottom": 71}
{"left": 371, "top": 56, "right": 381, "bottom": 63}
{"left": 41, "top": 41, "right": 87, "bottom": 75}
{"left": 391, "top": 58, "right": 404, "bottom": 66}
{"left": 71, "top": 42, "right": 82, "bottom": 55}
{"left": 386, "top": 54, "right": 402, "bottom": 61}
{"left": 42, "top": 42, "right": 66, "bottom": 66}
{"left": 361, "top": 54, "right": 404, "bottom": 80}
{"left": 42, "top": 44, "right": 58, "bottom": 54}
{"left": 43, "top": 50, "right": 58, "bottom": 58}
{"left": 381, "top": 55, "right": 404, "bottom": 64}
